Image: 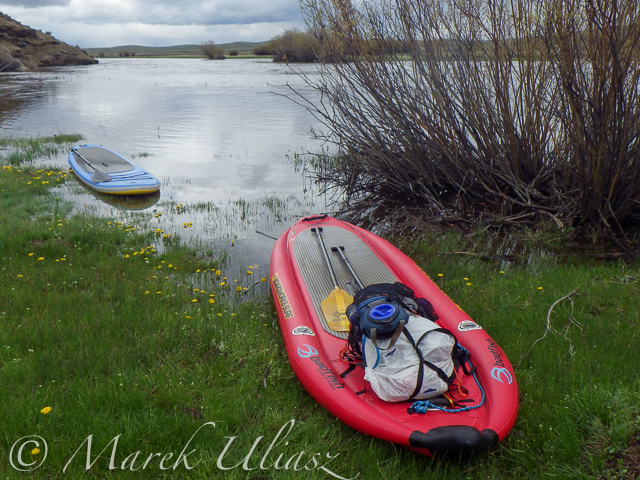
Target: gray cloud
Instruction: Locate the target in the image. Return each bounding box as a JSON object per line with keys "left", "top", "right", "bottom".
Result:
{"left": 0, "top": 0, "right": 305, "bottom": 46}
{"left": 0, "top": 0, "right": 69, "bottom": 6}
{"left": 81, "top": 1, "right": 301, "bottom": 26}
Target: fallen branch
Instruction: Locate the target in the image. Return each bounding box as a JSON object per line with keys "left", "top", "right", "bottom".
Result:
{"left": 255, "top": 230, "right": 278, "bottom": 240}
{"left": 241, "top": 280, "right": 262, "bottom": 301}
{"left": 516, "top": 279, "right": 596, "bottom": 368}
{"left": 262, "top": 363, "right": 272, "bottom": 388}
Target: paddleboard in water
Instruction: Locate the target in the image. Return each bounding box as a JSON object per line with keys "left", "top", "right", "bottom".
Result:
{"left": 68, "top": 145, "right": 160, "bottom": 195}
{"left": 270, "top": 215, "right": 518, "bottom": 457}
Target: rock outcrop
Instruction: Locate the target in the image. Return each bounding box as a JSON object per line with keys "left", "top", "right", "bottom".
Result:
{"left": 0, "top": 12, "right": 97, "bottom": 71}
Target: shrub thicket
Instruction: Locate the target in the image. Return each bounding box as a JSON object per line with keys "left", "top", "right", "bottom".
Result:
{"left": 267, "top": 29, "right": 321, "bottom": 63}
{"left": 252, "top": 44, "right": 272, "bottom": 56}
{"left": 201, "top": 40, "right": 225, "bottom": 60}
{"left": 300, "top": 0, "right": 640, "bottom": 243}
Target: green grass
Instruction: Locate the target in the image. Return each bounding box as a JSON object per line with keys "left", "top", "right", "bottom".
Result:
{"left": 0, "top": 134, "right": 83, "bottom": 165}
{"left": 1, "top": 138, "right": 639, "bottom": 479}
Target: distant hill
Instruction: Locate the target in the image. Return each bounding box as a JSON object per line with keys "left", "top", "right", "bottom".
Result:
{"left": 84, "top": 41, "right": 268, "bottom": 58}
{"left": 0, "top": 13, "right": 97, "bottom": 71}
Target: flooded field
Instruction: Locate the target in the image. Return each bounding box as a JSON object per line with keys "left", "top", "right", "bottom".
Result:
{"left": 0, "top": 57, "right": 333, "bottom": 295}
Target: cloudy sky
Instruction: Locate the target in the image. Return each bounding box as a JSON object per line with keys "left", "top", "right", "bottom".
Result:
{"left": 0, "top": 0, "right": 306, "bottom": 48}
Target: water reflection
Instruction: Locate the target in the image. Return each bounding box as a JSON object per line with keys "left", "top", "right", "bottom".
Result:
{"left": 0, "top": 58, "right": 331, "bottom": 293}
{"left": 82, "top": 186, "right": 161, "bottom": 211}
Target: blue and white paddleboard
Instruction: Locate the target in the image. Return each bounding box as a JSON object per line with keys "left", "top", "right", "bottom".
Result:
{"left": 68, "top": 145, "right": 160, "bottom": 195}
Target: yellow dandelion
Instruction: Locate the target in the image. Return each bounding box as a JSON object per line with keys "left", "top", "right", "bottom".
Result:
{"left": 466, "top": 283, "right": 472, "bottom": 286}
{"left": 41, "top": 406, "right": 52, "bottom": 414}
{"left": 145, "top": 291, "right": 150, "bottom": 294}
{"left": 208, "top": 299, "right": 215, "bottom": 304}
{"left": 261, "top": 278, "right": 267, "bottom": 282}
{"left": 216, "top": 270, "right": 221, "bottom": 276}
{"left": 236, "top": 286, "right": 242, "bottom": 292}
{"left": 220, "top": 281, "right": 226, "bottom": 286}
{"left": 125, "top": 254, "right": 130, "bottom": 259}
{"left": 246, "top": 271, "right": 252, "bottom": 275}
{"left": 28, "top": 253, "right": 34, "bottom": 257}
{"left": 37, "top": 257, "right": 44, "bottom": 261}
{"left": 31, "top": 448, "right": 40, "bottom": 455}
{"left": 191, "top": 299, "right": 198, "bottom": 303}
{"left": 17, "top": 274, "right": 23, "bottom": 278}
{"left": 538, "top": 287, "right": 543, "bottom": 290}
{"left": 438, "top": 273, "right": 444, "bottom": 277}
{"left": 185, "top": 315, "right": 191, "bottom": 319}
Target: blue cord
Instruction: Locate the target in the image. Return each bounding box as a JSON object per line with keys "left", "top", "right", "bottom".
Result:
{"left": 409, "top": 369, "right": 486, "bottom": 415}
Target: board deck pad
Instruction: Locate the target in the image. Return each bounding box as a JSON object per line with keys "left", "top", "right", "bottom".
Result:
{"left": 292, "top": 225, "right": 397, "bottom": 338}
{"left": 73, "top": 147, "right": 135, "bottom": 173}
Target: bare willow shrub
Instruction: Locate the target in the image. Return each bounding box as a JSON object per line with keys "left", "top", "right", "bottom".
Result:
{"left": 202, "top": 41, "right": 225, "bottom": 60}
{"left": 298, "top": 0, "right": 640, "bottom": 240}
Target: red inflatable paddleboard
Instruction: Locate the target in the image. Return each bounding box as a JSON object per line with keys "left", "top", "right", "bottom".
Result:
{"left": 270, "top": 215, "right": 518, "bottom": 456}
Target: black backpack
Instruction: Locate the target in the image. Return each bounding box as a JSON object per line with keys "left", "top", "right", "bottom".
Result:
{"left": 345, "top": 282, "right": 440, "bottom": 354}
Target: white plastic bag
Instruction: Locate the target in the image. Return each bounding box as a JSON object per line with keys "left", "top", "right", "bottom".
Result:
{"left": 362, "top": 315, "right": 455, "bottom": 402}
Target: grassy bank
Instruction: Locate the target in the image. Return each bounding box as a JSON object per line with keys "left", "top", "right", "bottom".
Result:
{"left": 1, "top": 139, "right": 639, "bottom": 479}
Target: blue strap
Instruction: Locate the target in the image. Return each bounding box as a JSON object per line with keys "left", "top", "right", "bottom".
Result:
{"left": 409, "top": 370, "right": 486, "bottom": 414}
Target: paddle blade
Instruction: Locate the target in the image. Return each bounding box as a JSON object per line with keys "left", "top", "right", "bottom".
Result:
{"left": 91, "top": 168, "right": 112, "bottom": 183}
{"left": 321, "top": 286, "right": 352, "bottom": 332}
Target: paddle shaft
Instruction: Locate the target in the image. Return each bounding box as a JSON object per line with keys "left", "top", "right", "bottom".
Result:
{"left": 311, "top": 227, "right": 339, "bottom": 287}
{"left": 72, "top": 149, "right": 101, "bottom": 172}
{"left": 331, "top": 246, "right": 364, "bottom": 290}
{"left": 72, "top": 149, "right": 112, "bottom": 182}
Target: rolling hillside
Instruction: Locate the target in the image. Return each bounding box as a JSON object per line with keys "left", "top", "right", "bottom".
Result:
{"left": 84, "top": 41, "right": 266, "bottom": 58}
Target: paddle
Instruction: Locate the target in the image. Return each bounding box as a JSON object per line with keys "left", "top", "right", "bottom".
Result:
{"left": 71, "top": 149, "right": 112, "bottom": 183}
{"left": 311, "top": 227, "right": 352, "bottom": 332}
{"left": 331, "top": 246, "right": 364, "bottom": 291}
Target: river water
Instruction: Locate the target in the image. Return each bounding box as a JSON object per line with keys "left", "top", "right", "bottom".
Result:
{"left": 0, "top": 57, "right": 332, "bottom": 295}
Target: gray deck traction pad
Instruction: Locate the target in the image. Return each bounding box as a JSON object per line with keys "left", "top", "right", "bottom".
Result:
{"left": 292, "top": 225, "right": 398, "bottom": 339}
{"left": 73, "top": 147, "right": 135, "bottom": 173}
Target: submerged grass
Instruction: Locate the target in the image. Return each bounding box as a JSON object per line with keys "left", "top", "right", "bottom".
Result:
{"left": 0, "top": 134, "right": 83, "bottom": 165}
{"left": 0, "top": 137, "right": 639, "bottom": 479}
